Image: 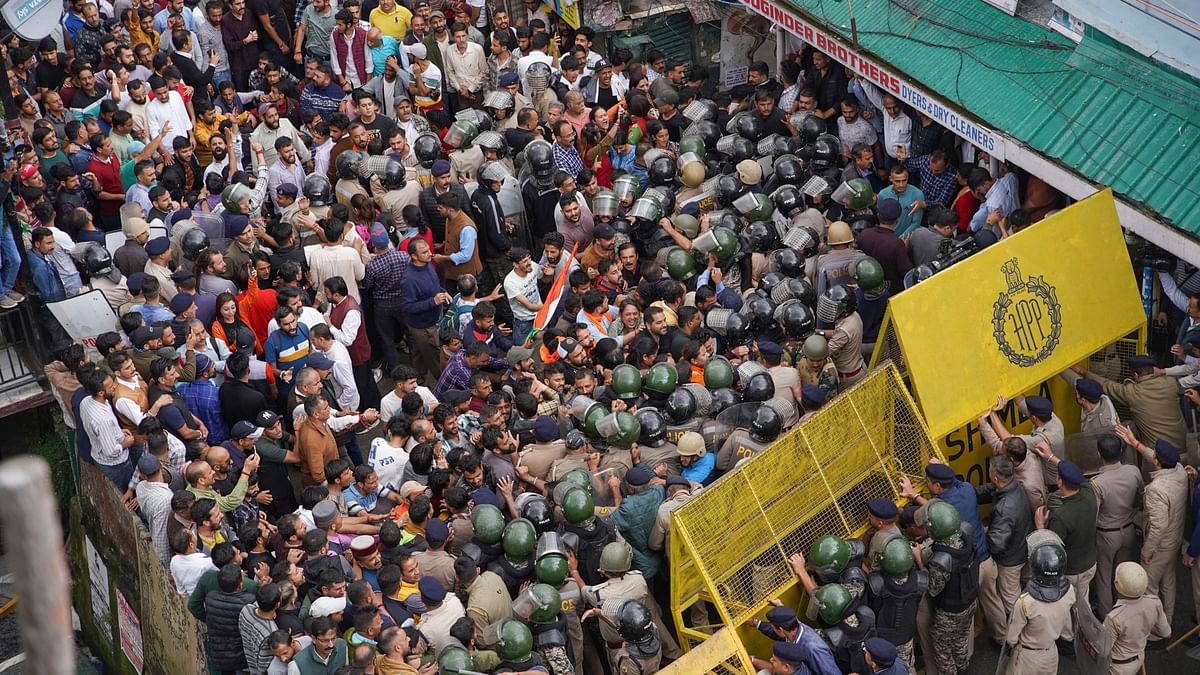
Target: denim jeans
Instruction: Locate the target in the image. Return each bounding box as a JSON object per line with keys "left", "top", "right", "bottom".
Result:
{"left": 0, "top": 223, "right": 19, "bottom": 295}
{"left": 213, "top": 69, "right": 232, "bottom": 88}
{"left": 512, "top": 318, "right": 534, "bottom": 347}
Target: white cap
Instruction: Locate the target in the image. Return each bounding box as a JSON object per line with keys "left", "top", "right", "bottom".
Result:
{"left": 405, "top": 43, "right": 427, "bottom": 60}
{"left": 309, "top": 595, "right": 347, "bottom": 618}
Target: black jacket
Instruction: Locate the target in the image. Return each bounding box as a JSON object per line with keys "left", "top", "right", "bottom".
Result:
{"left": 978, "top": 478, "right": 1032, "bottom": 567}
{"left": 419, "top": 184, "right": 470, "bottom": 244}
{"left": 204, "top": 588, "right": 255, "bottom": 671}
{"left": 471, "top": 187, "right": 510, "bottom": 258}
{"left": 170, "top": 50, "right": 216, "bottom": 90}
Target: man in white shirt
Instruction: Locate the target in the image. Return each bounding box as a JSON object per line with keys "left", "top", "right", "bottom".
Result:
{"left": 858, "top": 77, "right": 912, "bottom": 164}
{"left": 309, "top": 331, "right": 360, "bottom": 410}
{"left": 119, "top": 79, "right": 152, "bottom": 139}
{"left": 169, "top": 529, "right": 217, "bottom": 597}
{"left": 146, "top": 76, "right": 193, "bottom": 155}
{"left": 379, "top": 364, "right": 438, "bottom": 423}
{"left": 79, "top": 368, "right": 136, "bottom": 489}
{"left": 516, "top": 32, "right": 553, "bottom": 96}
{"left": 503, "top": 247, "right": 543, "bottom": 346}
{"left": 369, "top": 418, "right": 411, "bottom": 490}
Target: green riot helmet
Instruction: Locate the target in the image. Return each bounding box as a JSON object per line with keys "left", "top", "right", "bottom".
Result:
{"left": 561, "top": 468, "right": 594, "bottom": 494}
{"left": 584, "top": 403, "right": 609, "bottom": 439}
{"left": 598, "top": 540, "right": 633, "bottom": 575}
{"left": 854, "top": 256, "right": 889, "bottom": 301}
{"left": 916, "top": 499, "right": 962, "bottom": 541}
{"left": 221, "top": 183, "right": 253, "bottom": 213}
{"left": 592, "top": 189, "right": 619, "bottom": 219}
{"left": 801, "top": 334, "right": 831, "bottom": 361}
{"left": 677, "top": 135, "right": 706, "bottom": 159}
{"left": 665, "top": 247, "right": 697, "bottom": 281}
{"left": 834, "top": 177, "right": 874, "bottom": 210}
{"left": 513, "top": 583, "right": 562, "bottom": 624}
{"left": 471, "top": 504, "right": 506, "bottom": 545}
{"left": 813, "top": 583, "right": 853, "bottom": 625}
{"left": 495, "top": 618, "right": 534, "bottom": 661}
{"left": 560, "top": 486, "right": 595, "bottom": 525}
{"left": 880, "top": 537, "right": 915, "bottom": 579}
{"left": 501, "top": 518, "right": 537, "bottom": 560}
{"left": 612, "top": 174, "right": 642, "bottom": 205}
{"left": 703, "top": 356, "right": 735, "bottom": 390}
{"left": 644, "top": 362, "right": 678, "bottom": 396}
{"left": 534, "top": 532, "right": 569, "bottom": 586}
{"left": 809, "top": 535, "right": 852, "bottom": 578}
{"left": 445, "top": 118, "right": 480, "bottom": 149}
{"left": 535, "top": 554, "right": 569, "bottom": 587}
{"left": 745, "top": 193, "right": 775, "bottom": 223}
{"left": 597, "top": 411, "right": 641, "bottom": 449}
{"left": 672, "top": 213, "right": 700, "bottom": 239}
{"left": 611, "top": 364, "right": 643, "bottom": 400}
{"left": 713, "top": 226, "right": 740, "bottom": 261}
{"left": 438, "top": 645, "right": 474, "bottom": 672}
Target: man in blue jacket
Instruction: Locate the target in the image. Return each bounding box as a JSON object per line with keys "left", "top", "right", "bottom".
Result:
{"left": 400, "top": 238, "right": 451, "bottom": 386}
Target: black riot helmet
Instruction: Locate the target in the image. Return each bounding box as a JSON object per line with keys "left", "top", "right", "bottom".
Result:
{"left": 336, "top": 150, "right": 365, "bottom": 179}
{"left": 758, "top": 272, "right": 786, "bottom": 298}
{"left": 750, "top": 405, "right": 783, "bottom": 443}
{"left": 744, "top": 221, "right": 779, "bottom": 253}
{"left": 733, "top": 114, "right": 765, "bottom": 142}
{"left": 414, "top": 134, "right": 442, "bottom": 168}
{"left": 741, "top": 372, "right": 776, "bottom": 402}
{"left": 525, "top": 140, "right": 555, "bottom": 174}
{"left": 519, "top": 495, "right": 554, "bottom": 535}
{"left": 636, "top": 409, "right": 667, "bottom": 447}
{"left": 648, "top": 156, "right": 677, "bottom": 187}
{"left": 723, "top": 312, "right": 751, "bottom": 347}
{"left": 180, "top": 227, "right": 210, "bottom": 260}
{"left": 663, "top": 389, "right": 697, "bottom": 424}
{"left": 617, "top": 600, "right": 659, "bottom": 653}
{"left": 772, "top": 185, "right": 803, "bottom": 217}
{"left": 773, "top": 157, "right": 802, "bottom": 187}
{"left": 777, "top": 302, "right": 816, "bottom": 340}
{"left": 715, "top": 174, "right": 745, "bottom": 209}
{"left": 770, "top": 248, "right": 805, "bottom": 278}
{"left": 303, "top": 174, "right": 332, "bottom": 206}
{"left": 816, "top": 284, "right": 858, "bottom": 324}
{"left": 811, "top": 134, "right": 841, "bottom": 171}
{"left": 711, "top": 387, "right": 741, "bottom": 409}
{"left": 741, "top": 295, "right": 775, "bottom": 333}
{"left": 381, "top": 159, "right": 407, "bottom": 189}
{"left": 82, "top": 243, "right": 115, "bottom": 277}
{"left": 691, "top": 120, "right": 723, "bottom": 150}
{"left": 1030, "top": 542, "right": 1068, "bottom": 588}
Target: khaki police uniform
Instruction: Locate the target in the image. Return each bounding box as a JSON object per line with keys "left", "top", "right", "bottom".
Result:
{"left": 1104, "top": 593, "right": 1170, "bottom": 674}
{"left": 1004, "top": 586, "right": 1076, "bottom": 675}
{"left": 1091, "top": 462, "right": 1144, "bottom": 616}
{"left": 1141, "top": 463, "right": 1189, "bottom": 623}
{"left": 465, "top": 570, "right": 514, "bottom": 639}
{"left": 1084, "top": 371, "right": 1187, "bottom": 451}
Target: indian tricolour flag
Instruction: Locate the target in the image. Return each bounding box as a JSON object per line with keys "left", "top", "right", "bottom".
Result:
{"left": 527, "top": 242, "right": 578, "bottom": 346}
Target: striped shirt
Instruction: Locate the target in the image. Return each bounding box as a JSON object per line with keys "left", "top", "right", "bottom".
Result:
{"left": 263, "top": 324, "right": 312, "bottom": 377}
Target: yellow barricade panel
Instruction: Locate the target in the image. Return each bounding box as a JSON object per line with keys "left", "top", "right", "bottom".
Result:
{"left": 879, "top": 190, "right": 1144, "bottom": 440}
{"left": 670, "top": 364, "right": 944, "bottom": 667}
{"left": 659, "top": 626, "right": 756, "bottom": 674}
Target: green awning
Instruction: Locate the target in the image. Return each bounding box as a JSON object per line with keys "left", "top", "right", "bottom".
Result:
{"left": 778, "top": 0, "right": 1200, "bottom": 238}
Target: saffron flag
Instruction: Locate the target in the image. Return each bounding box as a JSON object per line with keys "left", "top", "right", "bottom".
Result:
{"left": 528, "top": 242, "right": 578, "bottom": 345}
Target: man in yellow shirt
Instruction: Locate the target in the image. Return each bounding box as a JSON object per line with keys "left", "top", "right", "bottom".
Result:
{"left": 194, "top": 102, "right": 230, "bottom": 167}
{"left": 369, "top": 0, "right": 412, "bottom": 40}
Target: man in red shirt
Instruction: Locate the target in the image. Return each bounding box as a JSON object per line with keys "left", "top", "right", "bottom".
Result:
{"left": 86, "top": 133, "right": 126, "bottom": 231}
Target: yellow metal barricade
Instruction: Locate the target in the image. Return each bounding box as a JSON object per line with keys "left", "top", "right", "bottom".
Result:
{"left": 669, "top": 363, "right": 943, "bottom": 669}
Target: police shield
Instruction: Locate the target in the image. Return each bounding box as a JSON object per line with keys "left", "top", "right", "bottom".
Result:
{"left": 1072, "top": 593, "right": 1114, "bottom": 673}
{"left": 192, "top": 211, "right": 229, "bottom": 254}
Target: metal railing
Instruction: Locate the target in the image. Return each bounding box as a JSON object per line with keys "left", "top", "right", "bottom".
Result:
{"left": 0, "top": 300, "right": 53, "bottom": 415}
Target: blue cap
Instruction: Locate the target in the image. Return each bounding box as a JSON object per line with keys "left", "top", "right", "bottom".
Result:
{"left": 225, "top": 214, "right": 251, "bottom": 239}
{"left": 877, "top": 198, "right": 901, "bottom": 222}
{"left": 773, "top": 642, "right": 806, "bottom": 664}
{"left": 194, "top": 352, "right": 213, "bottom": 375}
{"left": 307, "top": 353, "right": 335, "bottom": 371}
{"left": 145, "top": 236, "right": 170, "bottom": 256}
{"left": 972, "top": 228, "right": 999, "bottom": 249}
{"left": 801, "top": 384, "right": 826, "bottom": 409}
{"left": 1057, "top": 460, "right": 1084, "bottom": 486}
{"left": 1025, "top": 396, "right": 1053, "bottom": 420}
{"left": 924, "top": 463, "right": 956, "bottom": 483}
{"left": 625, "top": 467, "right": 652, "bottom": 486}
{"left": 425, "top": 518, "right": 449, "bottom": 544}
{"left": 168, "top": 208, "right": 193, "bottom": 226}
{"left": 168, "top": 292, "right": 194, "bottom": 314}
{"left": 499, "top": 72, "right": 519, "bottom": 87}
{"left": 277, "top": 183, "right": 298, "bottom": 198}
{"left": 899, "top": 504, "right": 919, "bottom": 526}
{"left": 864, "top": 637, "right": 897, "bottom": 666}
{"left": 534, "top": 416, "right": 558, "bottom": 442}
{"left": 1155, "top": 439, "right": 1180, "bottom": 468}
{"left": 765, "top": 605, "right": 797, "bottom": 627}
{"left": 867, "top": 498, "right": 898, "bottom": 520}
{"left": 127, "top": 272, "right": 147, "bottom": 294}
{"left": 757, "top": 341, "right": 783, "bottom": 359}
{"left": 418, "top": 576, "right": 446, "bottom": 603}
{"left": 170, "top": 268, "right": 195, "bottom": 282}
{"left": 431, "top": 159, "right": 451, "bottom": 176}
{"left": 1129, "top": 355, "right": 1154, "bottom": 370}
{"left": 369, "top": 223, "right": 389, "bottom": 250}
{"left": 1074, "top": 378, "right": 1102, "bottom": 403}
{"left": 471, "top": 487, "right": 502, "bottom": 508}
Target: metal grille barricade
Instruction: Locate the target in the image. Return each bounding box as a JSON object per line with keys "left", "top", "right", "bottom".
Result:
{"left": 658, "top": 626, "right": 756, "bottom": 675}
{"left": 668, "top": 363, "right": 944, "bottom": 667}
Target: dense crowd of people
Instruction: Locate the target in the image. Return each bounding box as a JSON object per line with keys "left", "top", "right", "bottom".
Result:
{"left": 7, "top": 0, "right": 1200, "bottom": 674}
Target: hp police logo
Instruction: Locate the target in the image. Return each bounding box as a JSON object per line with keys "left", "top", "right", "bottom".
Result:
{"left": 992, "top": 258, "right": 1061, "bottom": 367}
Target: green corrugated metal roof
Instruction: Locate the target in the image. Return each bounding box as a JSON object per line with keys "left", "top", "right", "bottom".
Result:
{"left": 780, "top": 0, "right": 1200, "bottom": 236}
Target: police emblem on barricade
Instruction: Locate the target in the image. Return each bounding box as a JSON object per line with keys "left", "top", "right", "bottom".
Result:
{"left": 992, "top": 258, "right": 1062, "bottom": 367}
